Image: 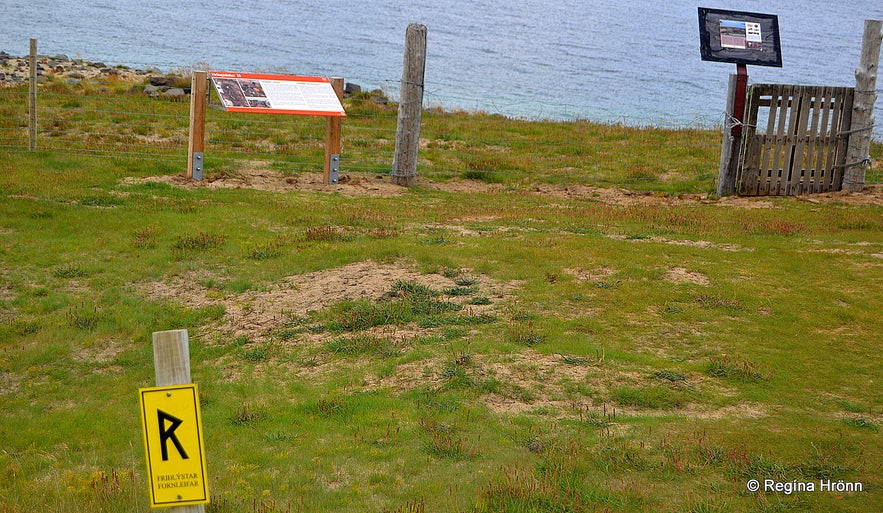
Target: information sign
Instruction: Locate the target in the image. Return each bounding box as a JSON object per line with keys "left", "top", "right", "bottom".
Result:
{"left": 698, "top": 8, "right": 782, "bottom": 67}
{"left": 209, "top": 71, "right": 346, "bottom": 116}
{"left": 139, "top": 384, "right": 209, "bottom": 508}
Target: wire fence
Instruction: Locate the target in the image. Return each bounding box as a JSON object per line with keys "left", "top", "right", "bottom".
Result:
{"left": 1, "top": 68, "right": 879, "bottom": 188}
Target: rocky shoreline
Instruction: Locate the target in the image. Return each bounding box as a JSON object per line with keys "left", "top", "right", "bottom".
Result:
{"left": 0, "top": 50, "right": 384, "bottom": 102}
{"left": 0, "top": 50, "right": 162, "bottom": 85}
{"left": 0, "top": 50, "right": 204, "bottom": 99}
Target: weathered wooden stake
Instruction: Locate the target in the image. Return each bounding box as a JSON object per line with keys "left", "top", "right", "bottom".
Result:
{"left": 324, "top": 77, "right": 344, "bottom": 184}
{"left": 843, "top": 19, "right": 882, "bottom": 193}
{"left": 392, "top": 23, "right": 427, "bottom": 187}
{"left": 28, "top": 38, "right": 37, "bottom": 151}
{"left": 152, "top": 329, "right": 205, "bottom": 513}
{"left": 717, "top": 73, "right": 739, "bottom": 196}
{"left": 187, "top": 71, "right": 208, "bottom": 180}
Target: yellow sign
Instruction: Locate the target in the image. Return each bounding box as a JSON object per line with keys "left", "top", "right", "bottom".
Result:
{"left": 139, "top": 384, "right": 209, "bottom": 508}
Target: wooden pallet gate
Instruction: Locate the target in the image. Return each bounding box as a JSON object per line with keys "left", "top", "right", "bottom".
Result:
{"left": 737, "top": 84, "right": 854, "bottom": 196}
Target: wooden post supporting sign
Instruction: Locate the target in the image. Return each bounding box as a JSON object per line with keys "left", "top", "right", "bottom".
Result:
{"left": 140, "top": 330, "right": 208, "bottom": 512}
{"left": 187, "top": 71, "right": 208, "bottom": 180}
{"left": 191, "top": 71, "right": 345, "bottom": 183}
{"left": 324, "top": 77, "right": 344, "bottom": 184}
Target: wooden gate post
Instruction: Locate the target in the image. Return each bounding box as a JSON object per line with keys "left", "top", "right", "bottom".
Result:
{"left": 392, "top": 23, "right": 427, "bottom": 187}
{"left": 28, "top": 38, "right": 37, "bottom": 151}
{"left": 718, "top": 73, "right": 739, "bottom": 196}
{"left": 151, "top": 329, "right": 205, "bottom": 513}
{"left": 324, "top": 77, "right": 344, "bottom": 184}
{"left": 843, "top": 19, "right": 882, "bottom": 193}
{"left": 187, "top": 71, "right": 208, "bottom": 180}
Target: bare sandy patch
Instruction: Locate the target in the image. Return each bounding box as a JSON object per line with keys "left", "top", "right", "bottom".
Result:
{"left": 143, "top": 259, "right": 519, "bottom": 342}
{"left": 663, "top": 267, "right": 710, "bottom": 286}
{"left": 607, "top": 234, "right": 750, "bottom": 252}
{"left": 123, "top": 166, "right": 406, "bottom": 198}
{"left": 72, "top": 338, "right": 128, "bottom": 365}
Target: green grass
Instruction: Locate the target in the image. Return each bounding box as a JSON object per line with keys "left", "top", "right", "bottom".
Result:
{"left": 0, "top": 77, "right": 881, "bottom": 513}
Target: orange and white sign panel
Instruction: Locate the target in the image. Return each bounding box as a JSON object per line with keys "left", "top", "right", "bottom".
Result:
{"left": 209, "top": 71, "right": 345, "bottom": 116}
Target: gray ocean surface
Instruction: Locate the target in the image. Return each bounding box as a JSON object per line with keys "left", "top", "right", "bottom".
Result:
{"left": 1, "top": 0, "right": 881, "bottom": 137}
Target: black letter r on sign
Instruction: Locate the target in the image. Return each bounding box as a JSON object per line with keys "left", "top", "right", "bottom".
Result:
{"left": 157, "top": 409, "right": 189, "bottom": 461}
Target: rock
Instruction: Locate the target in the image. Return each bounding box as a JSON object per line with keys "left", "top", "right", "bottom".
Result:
{"left": 143, "top": 84, "right": 161, "bottom": 97}
{"left": 53, "top": 54, "right": 69, "bottom": 61}
{"left": 149, "top": 76, "right": 177, "bottom": 87}
{"left": 528, "top": 439, "right": 545, "bottom": 453}
{"left": 92, "top": 62, "right": 106, "bottom": 68}
{"left": 163, "top": 87, "right": 186, "bottom": 98}
{"left": 55, "top": 65, "right": 65, "bottom": 73}
{"left": 67, "top": 71, "right": 85, "bottom": 79}
{"left": 0, "top": 51, "right": 9, "bottom": 58}
{"left": 344, "top": 82, "right": 362, "bottom": 96}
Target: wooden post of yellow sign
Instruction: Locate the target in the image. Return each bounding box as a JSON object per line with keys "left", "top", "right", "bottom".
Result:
{"left": 140, "top": 330, "right": 208, "bottom": 511}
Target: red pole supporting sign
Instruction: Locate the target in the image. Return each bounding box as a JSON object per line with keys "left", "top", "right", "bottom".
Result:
{"left": 731, "top": 64, "right": 749, "bottom": 137}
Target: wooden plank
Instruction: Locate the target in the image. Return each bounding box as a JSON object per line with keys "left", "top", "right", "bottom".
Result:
{"left": 738, "top": 85, "right": 761, "bottom": 195}
{"left": 767, "top": 85, "right": 790, "bottom": 195}
{"left": 741, "top": 85, "right": 772, "bottom": 195}
{"left": 759, "top": 89, "right": 780, "bottom": 195}
{"left": 825, "top": 90, "right": 847, "bottom": 191}
{"left": 764, "top": 89, "right": 778, "bottom": 195}
{"left": 781, "top": 85, "right": 806, "bottom": 195}
{"left": 814, "top": 88, "right": 835, "bottom": 193}
{"left": 793, "top": 87, "right": 815, "bottom": 194}
{"left": 831, "top": 87, "right": 854, "bottom": 191}
{"left": 783, "top": 87, "right": 805, "bottom": 194}
{"left": 806, "top": 87, "right": 825, "bottom": 193}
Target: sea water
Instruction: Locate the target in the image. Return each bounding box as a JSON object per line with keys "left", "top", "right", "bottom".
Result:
{"left": 1, "top": 0, "right": 881, "bottom": 137}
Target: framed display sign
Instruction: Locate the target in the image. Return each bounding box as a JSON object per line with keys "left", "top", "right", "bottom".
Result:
{"left": 208, "top": 71, "right": 346, "bottom": 116}
{"left": 698, "top": 7, "right": 782, "bottom": 67}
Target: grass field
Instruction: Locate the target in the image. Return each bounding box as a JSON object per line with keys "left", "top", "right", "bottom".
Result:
{"left": 0, "top": 76, "right": 881, "bottom": 513}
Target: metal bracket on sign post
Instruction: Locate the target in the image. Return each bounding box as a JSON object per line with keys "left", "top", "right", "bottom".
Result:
{"left": 192, "top": 152, "right": 204, "bottom": 181}
{"left": 330, "top": 154, "right": 340, "bottom": 184}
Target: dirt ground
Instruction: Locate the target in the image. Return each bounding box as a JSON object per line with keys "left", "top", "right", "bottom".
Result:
{"left": 142, "top": 258, "right": 755, "bottom": 420}
{"left": 144, "top": 260, "right": 519, "bottom": 343}
{"left": 132, "top": 164, "right": 878, "bottom": 420}
{"left": 125, "top": 163, "right": 883, "bottom": 207}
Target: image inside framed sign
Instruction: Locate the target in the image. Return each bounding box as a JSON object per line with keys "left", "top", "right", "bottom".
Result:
{"left": 698, "top": 7, "right": 782, "bottom": 67}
